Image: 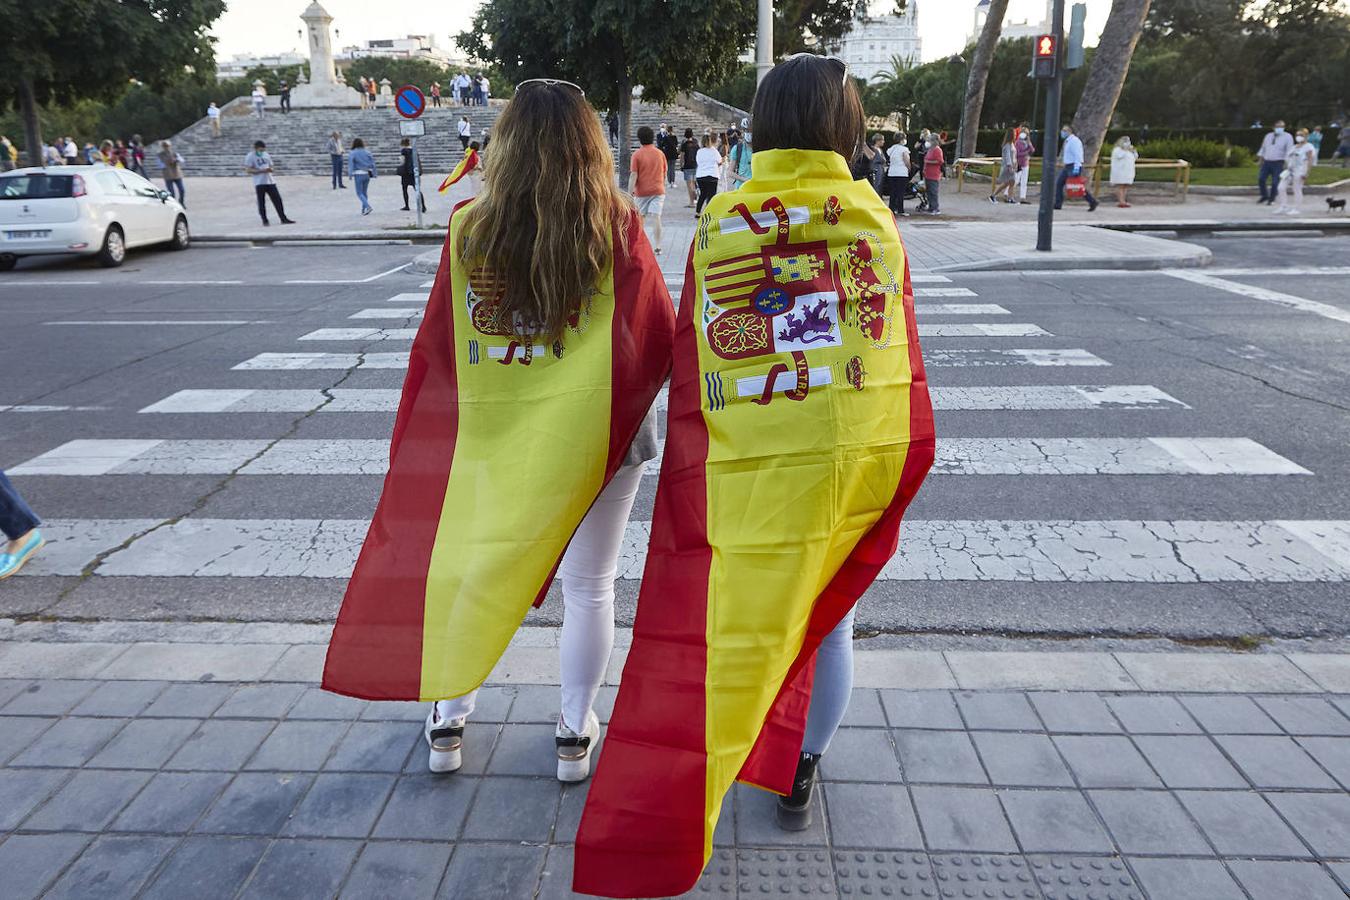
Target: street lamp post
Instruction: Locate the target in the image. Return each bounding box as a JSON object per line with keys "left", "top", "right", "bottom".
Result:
{"left": 951, "top": 54, "right": 969, "bottom": 163}
{"left": 756, "top": 0, "right": 773, "bottom": 84}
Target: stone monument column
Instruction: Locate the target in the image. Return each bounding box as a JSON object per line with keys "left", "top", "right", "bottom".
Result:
{"left": 290, "top": 1, "right": 361, "bottom": 107}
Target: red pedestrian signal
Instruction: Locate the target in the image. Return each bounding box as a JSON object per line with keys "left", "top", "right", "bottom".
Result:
{"left": 1032, "top": 34, "right": 1058, "bottom": 79}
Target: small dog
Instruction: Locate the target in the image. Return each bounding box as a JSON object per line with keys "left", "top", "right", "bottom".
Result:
{"left": 1327, "top": 197, "right": 1347, "bottom": 213}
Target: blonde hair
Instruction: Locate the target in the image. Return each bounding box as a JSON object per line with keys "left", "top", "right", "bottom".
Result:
{"left": 456, "top": 83, "right": 630, "bottom": 341}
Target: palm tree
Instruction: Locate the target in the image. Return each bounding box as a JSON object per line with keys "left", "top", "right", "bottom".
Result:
{"left": 1073, "top": 0, "right": 1153, "bottom": 164}
{"left": 873, "top": 53, "right": 916, "bottom": 83}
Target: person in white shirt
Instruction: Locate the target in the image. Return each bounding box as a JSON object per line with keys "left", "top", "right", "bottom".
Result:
{"left": 457, "top": 116, "right": 472, "bottom": 150}
{"left": 62, "top": 137, "right": 79, "bottom": 165}
{"left": 885, "top": 133, "right": 911, "bottom": 218}
{"left": 1257, "top": 120, "right": 1295, "bottom": 204}
{"left": 207, "top": 101, "right": 221, "bottom": 136}
{"left": 243, "top": 140, "right": 294, "bottom": 226}
{"left": 479, "top": 75, "right": 491, "bottom": 106}
{"left": 1109, "top": 136, "right": 1138, "bottom": 208}
{"left": 694, "top": 134, "right": 722, "bottom": 215}
{"left": 1053, "top": 123, "right": 1097, "bottom": 212}
{"left": 1276, "top": 128, "right": 1318, "bottom": 214}
{"left": 250, "top": 87, "right": 265, "bottom": 119}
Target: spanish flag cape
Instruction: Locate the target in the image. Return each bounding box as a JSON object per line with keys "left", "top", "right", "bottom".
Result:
{"left": 574, "top": 149, "right": 935, "bottom": 898}
{"left": 437, "top": 148, "right": 479, "bottom": 193}
{"left": 322, "top": 200, "right": 674, "bottom": 701}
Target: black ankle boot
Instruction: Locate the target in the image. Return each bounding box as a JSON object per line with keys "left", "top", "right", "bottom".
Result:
{"left": 775, "top": 752, "right": 820, "bottom": 831}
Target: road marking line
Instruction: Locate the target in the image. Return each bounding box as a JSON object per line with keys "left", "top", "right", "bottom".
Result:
{"left": 915, "top": 287, "right": 978, "bottom": 297}
{"left": 18, "top": 518, "right": 1350, "bottom": 581}
{"left": 139, "top": 389, "right": 403, "bottom": 413}
{"left": 917, "top": 304, "right": 1010, "bottom": 316}
{"left": 232, "top": 352, "right": 409, "bottom": 370}
{"left": 46, "top": 320, "right": 265, "bottom": 326}
{"left": 284, "top": 262, "right": 410, "bottom": 284}
{"left": 925, "top": 348, "right": 1109, "bottom": 366}
{"left": 910, "top": 274, "right": 953, "bottom": 283}
{"left": 385, "top": 292, "right": 430, "bottom": 303}
{"left": 140, "top": 280, "right": 245, "bottom": 285}
{"left": 297, "top": 328, "right": 418, "bottom": 341}
{"left": 1164, "top": 269, "right": 1350, "bottom": 326}
{"left": 420, "top": 281, "right": 435, "bottom": 288}
{"left": 12, "top": 437, "right": 1306, "bottom": 478}
{"left": 0, "top": 405, "right": 108, "bottom": 413}
{"left": 920, "top": 324, "right": 1051, "bottom": 337}
{"left": 350, "top": 308, "right": 425, "bottom": 319}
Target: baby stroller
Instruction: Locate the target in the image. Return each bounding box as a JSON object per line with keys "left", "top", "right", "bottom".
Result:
{"left": 912, "top": 176, "right": 931, "bottom": 213}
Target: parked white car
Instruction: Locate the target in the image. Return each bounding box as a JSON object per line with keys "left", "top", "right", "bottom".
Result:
{"left": 0, "top": 165, "right": 189, "bottom": 270}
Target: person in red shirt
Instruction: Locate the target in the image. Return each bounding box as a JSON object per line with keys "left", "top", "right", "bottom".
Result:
{"left": 922, "top": 137, "right": 945, "bottom": 215}
{"left": 629, "top": 125, "right": 667, "bottom": 253}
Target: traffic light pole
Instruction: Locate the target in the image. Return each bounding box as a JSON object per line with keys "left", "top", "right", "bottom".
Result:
{"left": 1036, "top": 0, "right": 1066, "bottom": 252}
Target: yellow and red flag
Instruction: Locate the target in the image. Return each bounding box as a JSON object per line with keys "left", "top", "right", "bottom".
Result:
{"left": 574, "top": 149, "right": 935, "bottom": 898}
{"left": 437, "top": 148, "right": 479, "bottom": 193}
{"left": 322, "top": 200, "right": 674, "bottom": 702}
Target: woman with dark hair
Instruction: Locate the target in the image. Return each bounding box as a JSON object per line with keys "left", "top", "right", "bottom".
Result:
{"left": 323, "top": 79, "right": 674, "bottom": 785}
{"left": 576, "top": 53, "right": 935, "bottom": 898}
{"left": 694, "top": 132, "right": 722, "bottom": 214}
{"left": 348, "top": 137, "right": 377, "bottom": 216}
{"left": 398, "top": 136, "right": 425, "bottom": 212}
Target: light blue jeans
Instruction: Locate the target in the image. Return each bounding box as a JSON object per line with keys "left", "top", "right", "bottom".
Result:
{"left": 353, "top": 174, "right": 371, "bottom": 211}
{"left": 801, "top": 608, "right": 856, "bottom": 755}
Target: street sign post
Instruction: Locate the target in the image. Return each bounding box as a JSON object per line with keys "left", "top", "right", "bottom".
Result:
{"left": 1036, "top": 0, "right": 1066, "bottom": 253}
{"left": 395, "top": 85, "right": 427, "bottom": 228}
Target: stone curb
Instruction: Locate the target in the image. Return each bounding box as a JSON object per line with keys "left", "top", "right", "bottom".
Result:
{"left": 2, "top": 621, "right": 1347, "bottom": 694}
{"left": 194, "top": 230, "right": 447, "bottom": 245}
{"left": 1097, "top": 218, "right": 1350, "bottom": 234}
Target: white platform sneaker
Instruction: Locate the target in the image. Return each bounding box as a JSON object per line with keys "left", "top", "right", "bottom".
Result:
{"left": 555, "top": 710, "right": 600, "bottom": 783}
{"left": 424, "top": 704, "right": 466, "bottom": 773}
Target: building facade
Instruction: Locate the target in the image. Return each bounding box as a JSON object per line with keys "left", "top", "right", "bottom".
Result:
{"left": 969, "top": 0, "right": 1051, "bottom": 46}
{"left": 831, "top": 5, "right": 923, "bottom": 83}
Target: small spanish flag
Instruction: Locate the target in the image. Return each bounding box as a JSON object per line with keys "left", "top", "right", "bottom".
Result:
{"left": 437, "top": 148, "right": 479, "bottom": 193}
{"left": 322, "top": 199, "right": 674, "bottom": 703}
{"left": 574, "top": 148, "right": 935, "bottom": 898}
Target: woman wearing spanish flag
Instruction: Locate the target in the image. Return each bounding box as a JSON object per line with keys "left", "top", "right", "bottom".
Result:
{"left": 322, "top": 79, "right": 675, "bottom": 782}
{"left": 575, "top": 55, "right": 934, "bottom": 897}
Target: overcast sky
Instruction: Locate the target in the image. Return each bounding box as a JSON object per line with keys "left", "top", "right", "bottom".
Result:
{"left": 209, "top": 0, "right": 1112, "bottom": 66}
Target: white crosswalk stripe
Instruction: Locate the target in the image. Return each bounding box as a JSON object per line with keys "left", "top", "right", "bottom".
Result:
{"left": 11, "top": 437, "right": 1308, "bottom": 477}
{"left": 18, "top": 518, "right": 1350, "bottom": 582}
{"left": 148, "top": 384, "right": 1185, "bottom": 415}
{"left": 387, "top": 292, "right": 431, "bottom": 303}
{"left": 350, "top": 308, "right": 424, "bottom": 319}
{"left": 917, "top": 304, "right": 1010, "bottom": 316}
{"left": 909, "top": 275, "right": 952, "bottom": 283}
{"left": 922, "top": 348, "right": 1109, "bottom": 366}
{"left": 298, "top": 328, "right": 419, "bottom": 341}
{"left": 232, "top": 352, "right": 409, "bottom": 370}
{"left": 914, "top": 287, "right": 978, "bottom": 297}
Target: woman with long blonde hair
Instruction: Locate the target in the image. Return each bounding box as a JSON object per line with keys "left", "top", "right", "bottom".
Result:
{"left": 323, "top": 79, "right": 675, "bottom": 784}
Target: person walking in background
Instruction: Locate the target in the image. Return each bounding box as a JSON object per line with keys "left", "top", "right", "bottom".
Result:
{"left": 129, "top": 135, "right": 146, "bottom": 174}
{"left": 244, "top": 140, "right": 295, "bottom": 226}
{"left": 366, "top": 77, "right": 378, "bottom": 110}
{"left": 1053, "top": 123, "right": 1098, "bottom": 212}
{"left": 251, "top": 85, "right": 266, "bottom": 118}
{"left": 680, "top": 127, "right": 699, "bottom": 207}
{"left": 430, "top": 82, "right": 442, "bottom": 108}
{"left": 82, "top": 143, "right": 97, "bottom": 164}
{"left": 629, "top": 125, "right": 666, "bottom": 253}
{"left": 358, "top": 76, "right": 370, "bottom": 109}
{"left": 657, "top": 123, "right": 679, "bottom": 187}
{"left": 1256, "top": 120, "right": 1294, "bottom": 204}
{"left": 158, "top": 140, "right": 186, "bottom": 206}
{"left": 695, "top": 132, "right": 722, "bottom": 215}
{"left": 923, "top": 135, "right": 946, "bottom": 214}
{"left": 0, "top": 136, "right": 16, "bottom": 171}
{"left": 279, "top": 79, "right": 292, "bottom": 114}
{"left": 1308, "top": 125, "right": 1323, "bottom": 161}
{"left": 1109, "top": 135, "right": 1138, "bottom": 208}
{"left": 349, "top": 137, "right": 377, "bottom": 216}
{"left": 479, "top": 74, "right": 491, "bottom": 106}
{"left": 325, "top": 131, "right": 345, "bottom": 189}
{"left": 868, "top": 133, "right": 888, "bottom": 195}
{"left": 398, "top": 137, "right": 425, "bottom": 213}
{"left": 885, "top": 132, "right": 911, "bottom": 218}
{"left": 62, "top": 136, "right": 78, "bottom": 166}
{"left": 457, "top": 116, "right": 471, "bottom": 150}
{"left": 1335, "top": 128, "right": 1350, "bottom": 167}
{"left": 454, "top": 71, "right": 470, "bottom": 106}
{"left": 97, "top": 140, "right": 115, "bottom": 165}
{"left": 42, "top": 141, "right": 63, "bottom": 166}
{"left": 990, "top": 129, "right": 1017, "bottom": 203}
{"left": 207, "top": 101, "right": 222, "bottom": 137}
{"left": 729, "top": 125, "right": 753, "bottom": 189}
{"left": 1276, "top": 128, "right": 1317, "bottom": 215}
{"left": 0, "top": 472, "right": 44, "bottom": 579}
{"left": 606, "top": 111, "right": 619, "bottom": 147}
{"left": 1014, "top": 125, "right": 1035, "bottom": 203}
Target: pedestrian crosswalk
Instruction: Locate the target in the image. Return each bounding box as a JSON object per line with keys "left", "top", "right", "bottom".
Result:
{"left": 7, "top": 266, "right": 1345, "bottom": 606}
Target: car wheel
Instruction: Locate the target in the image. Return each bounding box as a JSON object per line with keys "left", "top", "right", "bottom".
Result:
{"left": 169, "top": 215, "right": 190, "bottom": 251}
{"left": 0, "top": 254, "right": 16, "bottom": 272}
{"left": 97, "top": 226, "right": 126, "bottom": 268}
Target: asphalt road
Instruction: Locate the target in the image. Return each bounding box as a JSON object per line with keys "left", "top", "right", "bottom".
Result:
{"left": 2, "top": 236, "right": 1348, "bottom": 642}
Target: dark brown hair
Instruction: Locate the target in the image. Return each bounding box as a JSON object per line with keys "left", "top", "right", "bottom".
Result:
{"left": 456, "top": 81, "right": 630, "bottom": 341}
{"left": 751, "top": 55, "right": 864, "bottom": 162}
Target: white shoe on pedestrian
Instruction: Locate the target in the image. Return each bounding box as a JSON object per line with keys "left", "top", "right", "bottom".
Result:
{"left": 424, "top": 704, "right": 465, "bottom": 773}
{"left": 555, "top": 710, "right": 600, "bottom": 782}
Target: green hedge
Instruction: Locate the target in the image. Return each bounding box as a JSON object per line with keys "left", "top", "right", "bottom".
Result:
{"left": 959, "top": 126, "right": 1342, "bottom": 158}
{"left": 1133, "top": 138, "right": 1255, "bottom": 167}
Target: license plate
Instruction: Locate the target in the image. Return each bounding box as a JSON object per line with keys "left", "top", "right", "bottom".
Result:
{"left": 5, "top": 230, "right": 51, "bottom": 239}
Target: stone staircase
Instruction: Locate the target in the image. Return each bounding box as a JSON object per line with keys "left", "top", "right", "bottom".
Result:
{"left": 163, "top": 98, "right": 731, "bottom": 178}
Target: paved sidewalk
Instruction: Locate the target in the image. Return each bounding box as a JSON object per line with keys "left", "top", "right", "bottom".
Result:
{"left": 2, "top": 622, "right": 1349, "bottom": 899}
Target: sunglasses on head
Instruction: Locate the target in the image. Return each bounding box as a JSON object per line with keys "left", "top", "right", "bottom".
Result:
{"left": 515, "top": 78, "right": 586, "bottom": 97}
{"left": 782, "top": 52, "right": 850, "bottom": 85}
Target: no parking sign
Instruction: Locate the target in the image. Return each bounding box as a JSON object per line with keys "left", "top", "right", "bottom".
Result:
{"left": 395, "top": 85, "right": 426, "bottom": 119}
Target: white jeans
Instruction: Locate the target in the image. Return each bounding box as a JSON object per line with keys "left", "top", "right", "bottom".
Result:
{"left": 1015, "top": 166, "right": 1030, "bottom": 200}
{"left": 1278, "top": 174, "right": 1306, "bottom": 210}
{"left": 435, "top": 463, "right": 645, "bottom": 730}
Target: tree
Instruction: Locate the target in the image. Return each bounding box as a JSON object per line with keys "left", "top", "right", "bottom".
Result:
{"left": 0, "top": 0, "right": 226, "bottom": 165}
{"left": 344, "top": 57, "right": 450, "bottom": 95}
{"left": 460, "top": 0, "right": 754, "bottom": 184}
{"left": 959, "top": 0, "right": 1010, "bottom": 158}
{"left": 1072, "top": 0, "right": 1152, "bottom": 163}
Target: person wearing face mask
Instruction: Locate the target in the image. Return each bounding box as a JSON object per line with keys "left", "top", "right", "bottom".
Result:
{"left": 1054, "top": 124, "right": 1097, "bottom": 212}
{"left": 885, "top": 132, "right": 912, "bottom": 218}
{"left": 1257, "top": 120, "right": 1295, "bottom": 204}
{"left": 1276, "top": 128, "right": 1318, "bottom": 214}
{"left": 1110, "top": 136, "right": 1139, "bottom": 208}
{"left": 1014, "top": 125, "right": 1035, "bottom": 203}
